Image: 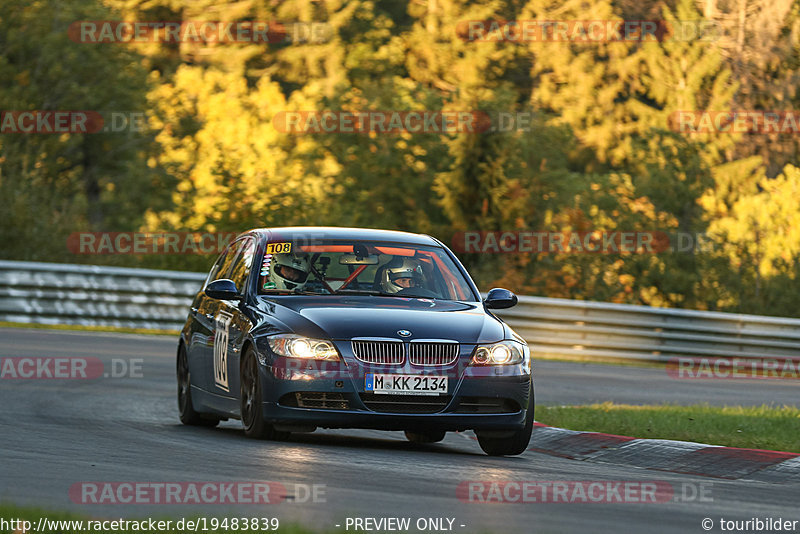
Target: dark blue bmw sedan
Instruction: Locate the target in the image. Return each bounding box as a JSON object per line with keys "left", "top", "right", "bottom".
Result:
{"left": 177, "top": 227, "right": 533, "bottom": 455}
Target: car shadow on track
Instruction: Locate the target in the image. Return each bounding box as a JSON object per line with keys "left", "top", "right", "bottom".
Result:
{"left": 170, "top": 423, "right": 485, "bottom": 456}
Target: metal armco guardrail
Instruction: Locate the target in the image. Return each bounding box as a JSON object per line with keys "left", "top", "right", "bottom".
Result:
{"left": 2, "top": 260, "right": 799, "bottom": 364}
{"left": 0, "top": 260, "right": 205, "bottom": 331}
{"left": 501, "top": 296, "right": 800, "bottom": 364}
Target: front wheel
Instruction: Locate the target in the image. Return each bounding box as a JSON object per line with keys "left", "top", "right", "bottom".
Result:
{"left": 177, "top": 344, "right": 219, "bottom": 427}
{"left": 240, "top": 347, "right": 290, "bottom": 441}
{"left": 477, "top": 386, "right": 533, "bottom": 456}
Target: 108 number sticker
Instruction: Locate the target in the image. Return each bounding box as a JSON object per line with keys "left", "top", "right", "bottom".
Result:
{"left": 265, "top": 242, "right": 292, "bottom": 254}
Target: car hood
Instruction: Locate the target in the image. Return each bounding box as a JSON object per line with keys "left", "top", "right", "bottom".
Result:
{"left": 252, "top": 296, "right": 506, "bottom": 344}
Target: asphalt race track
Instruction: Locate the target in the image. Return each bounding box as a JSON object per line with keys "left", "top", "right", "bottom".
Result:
{"left": 1, "top": 327, "right": 798, "bottom": 533}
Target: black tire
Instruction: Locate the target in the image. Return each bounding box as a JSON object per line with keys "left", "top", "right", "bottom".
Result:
{"left": 404, "top": 430, "right": 446, "bottom": 444}
{"left": 240, "top": 347, "right": 290, "bottom": 440}
{"left": 177, "top": 344, "right": 219, "bottom": 427}
{"left": 477, "top": 385, "right": 534, "bottom": 456}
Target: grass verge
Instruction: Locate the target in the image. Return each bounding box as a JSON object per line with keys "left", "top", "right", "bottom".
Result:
{"left": 0, "top": 321, "right": 178, "bottom": 336}
{"left": 536, "top": 403, "right": 800, "bottom": 453}
{"left": 533, "top": 355, "right": 663, "bottom": 368}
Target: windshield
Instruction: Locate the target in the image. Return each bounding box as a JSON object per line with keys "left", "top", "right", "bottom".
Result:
{"left": 258, "top": 240, "right": 477, "bottom": 301}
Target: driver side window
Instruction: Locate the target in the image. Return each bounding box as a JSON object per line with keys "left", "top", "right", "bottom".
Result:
{"left": 206, "top": 240, "right": 243, "bottom": 287}
{"left": 228, "top": 237, "right": 256, "bottom": 293}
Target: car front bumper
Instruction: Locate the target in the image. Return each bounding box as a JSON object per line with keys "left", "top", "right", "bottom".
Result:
{"left": 258, "top": 363, "right": 533, "bottom": 432}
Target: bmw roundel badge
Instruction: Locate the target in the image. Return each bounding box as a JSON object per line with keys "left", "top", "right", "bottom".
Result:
{"left": 397, "top": 330, "right": 412, "bottom": 337}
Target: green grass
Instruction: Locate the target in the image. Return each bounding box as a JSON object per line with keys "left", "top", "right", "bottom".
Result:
{"left": 0, "top": 504, "right": 322, "bottom": 534}
{"left": 532, "top": 355, "right": 663, "bottom": 368}
{"left": 536, "top": 402, "right": 800, "bottom": 453}
{"left": 0, "top": 321, "right": 178, "bottom": 336}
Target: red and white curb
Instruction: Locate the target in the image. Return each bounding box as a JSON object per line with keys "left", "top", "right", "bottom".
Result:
{"left": 528, "top": 423, "right": 800, "bottom": 482}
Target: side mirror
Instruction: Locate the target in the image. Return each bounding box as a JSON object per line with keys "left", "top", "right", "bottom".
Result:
{"left": 484, "top": 288, "right": 518, "bottom": 309}
{"left": 205, "top": 279, "right": 241, "bottom": 300}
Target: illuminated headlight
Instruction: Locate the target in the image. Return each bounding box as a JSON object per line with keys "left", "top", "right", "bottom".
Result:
{"left": 268, "top": 334, "right": 340, "bottom": 361}
{"left": 471, "top": 340, "right": 525, "bottom": 365}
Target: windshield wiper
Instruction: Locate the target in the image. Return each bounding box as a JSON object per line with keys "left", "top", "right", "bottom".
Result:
{"left": 260, "top": 289, "right": 324, "bottom": 296}
{"left": 334, "top": 289, "right": 435, "bottom": 299}
{"left": 261, "top": 288, "right": 437, "bottom": 298}
{"left": 333, "top": 289, "right": 387, "bottom": 296}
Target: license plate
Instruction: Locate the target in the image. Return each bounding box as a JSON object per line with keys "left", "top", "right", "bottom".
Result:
{"left": 365, "top": 373, "right": 447, "bottom": 395}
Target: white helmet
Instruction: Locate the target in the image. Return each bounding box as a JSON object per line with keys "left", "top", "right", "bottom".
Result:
{"left": 380, "top": 257, "right": 425, "bottom": 294}
{"left": 266, "top": 253, "right": 310, "bottom": 291}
